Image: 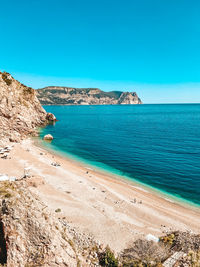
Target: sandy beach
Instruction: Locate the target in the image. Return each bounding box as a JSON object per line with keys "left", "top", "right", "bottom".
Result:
{"left": 1, "top": 138, "right": 200, "bottom": 252}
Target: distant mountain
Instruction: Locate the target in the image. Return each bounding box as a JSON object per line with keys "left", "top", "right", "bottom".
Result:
{"left": 36, "top": 86, "right": 142, "bottom": 105}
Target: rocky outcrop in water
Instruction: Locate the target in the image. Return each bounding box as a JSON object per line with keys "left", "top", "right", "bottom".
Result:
{"left": 36, "top": 86, "right": 142, "bottom": 105}
{"left": 43, "top": 134, "right": 54, "bottom": 141}
{"left": 0, "top": 72, "right": 55, "bottom": 143}
{"left": 46, "top": 112, "right": 57, "bottom": 122}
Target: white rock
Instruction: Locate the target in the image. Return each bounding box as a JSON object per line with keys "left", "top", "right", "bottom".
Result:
{"left": 9, "top": 177, "right": 16, "bottom": 182}
{"left": 0, "top": 175, "right": 16, "bottom": 181}
{"left": 0, "top": 175, "right": 10, "bottom": 181}
{"left": 146, "top": 234, "right": 159, "bottom": 243}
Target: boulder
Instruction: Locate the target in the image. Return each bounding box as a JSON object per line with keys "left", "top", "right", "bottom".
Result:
{"left": 43, "top": 134, "right": 53, "bottom": 141}
{"left": 46, "top": 113, "right": 57, "bottom": 122}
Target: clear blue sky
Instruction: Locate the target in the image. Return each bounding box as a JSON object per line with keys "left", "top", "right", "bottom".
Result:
{"left": 1, "top": 0, "right": 200, "bottom": 103}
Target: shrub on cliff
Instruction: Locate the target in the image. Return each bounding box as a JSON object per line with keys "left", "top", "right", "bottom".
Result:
{"left": 120, "top": 239, "right": 169, "bottom": 266}
{"left": 23, "top": 86, "right": 34, "bottom": 95}
{"left": 1, "top": 72, "right": 12, "bottom": 86}
{"left": 160, "top": 231, "right": 200, "bottom": 252}
{"left": 187, "top": 250, "right": 200, "bottom": 266}
{"left": 98, "top": 246, "right": 118, "bottom": 267}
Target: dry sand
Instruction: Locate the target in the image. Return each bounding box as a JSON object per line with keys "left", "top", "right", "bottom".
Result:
{"left": 0, "top": 138, "right": 200, "bottom": 252}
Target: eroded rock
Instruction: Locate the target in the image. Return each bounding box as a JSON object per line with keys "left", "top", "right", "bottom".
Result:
{"left": 46, "top": 112, "right": 57, "bottom": 122}
{"left": 0, "top": 180, "right": 103, "bottom": 266}
{"left": 0, "top": 71, "right": 55, "bottom": 143}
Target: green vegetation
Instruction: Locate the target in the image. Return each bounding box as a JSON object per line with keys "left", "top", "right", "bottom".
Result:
{"left": 188, "top": 250, "right": 200, "bottom": 266}
{"left": 98, "top": 246, "right": 118, "bottom": 267}
{"left": 105, "top": 91, "right": 123, "bottom": 99}
{"left": 93, "top": 91, "right": 122, "bottom": 100}
{"left": 160, "top": 231, "right": 200, "bottom": 252}
{"left": 36, "top": 87, "right": 125, "bottom": 105}
{"left": 55, "top": 208, "right": 61, "bottom": 213}
{"left": 0, "top": 182, "right": 15, "bottom": 198}
{"left": 159, "top": 233, "right": 175, "bottom": 246}
{"left": 23, "top": 86, "right": 34, "bottom": 95}
{"left": 120, "top": 239, "right": 169, "bottom": 267}
{"left": 1, "top": 72, "right": 12, "bottom": 86}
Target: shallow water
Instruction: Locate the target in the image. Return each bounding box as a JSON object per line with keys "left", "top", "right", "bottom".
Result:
{"left": 41, "top": 104, "right": 200, "bottom": 206}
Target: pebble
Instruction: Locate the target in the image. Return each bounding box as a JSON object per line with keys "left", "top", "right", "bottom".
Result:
{"left": 51, "top": 162, "right": 61, "bottom": 167}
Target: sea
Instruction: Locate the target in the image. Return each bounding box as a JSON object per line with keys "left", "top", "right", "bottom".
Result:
{"left": 40, "top": 104, "right": 200, "bottom": 207}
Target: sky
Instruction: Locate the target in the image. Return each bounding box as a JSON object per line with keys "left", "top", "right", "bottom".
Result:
{"left": 0, "top": 0, "right": 200, "bottom": 103}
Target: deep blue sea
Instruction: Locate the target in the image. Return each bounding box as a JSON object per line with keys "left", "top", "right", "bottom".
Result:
{"left": 40, "top": 104, "right": 200, "bottom": 206}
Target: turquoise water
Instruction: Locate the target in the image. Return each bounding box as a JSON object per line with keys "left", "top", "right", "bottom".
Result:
{"left": 40, "top": 104, "right": 200, "bottom": 206}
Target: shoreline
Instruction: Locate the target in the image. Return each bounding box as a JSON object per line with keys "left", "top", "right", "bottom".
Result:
{"left": 1, "top": 138, "right": 200, "bottom": 252}
{"left": 36, "top": 137, "right": 200, "bottom": 210}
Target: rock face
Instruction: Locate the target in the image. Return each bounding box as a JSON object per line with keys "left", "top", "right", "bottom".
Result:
{"left": 36, "top": 86, "right": 142, "bottom": 105}
{"left": 0, "top": 180, "right": 102, "bottom": 266}
{"left": 118, "top": 92, "right": 142, "bottom": 104}
{"left": 0, "top": 72, "right": 53, "bottom": 143}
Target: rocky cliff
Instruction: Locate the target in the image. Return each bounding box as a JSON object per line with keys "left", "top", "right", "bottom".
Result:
{"left": 36, "top": 86, "right": 142, "bottom": 105}
{"left": 0, "top": 72, "right": 54, "bottom": 143}
{"left": 0, "top": 180, "right": 103, "bottom": 266}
